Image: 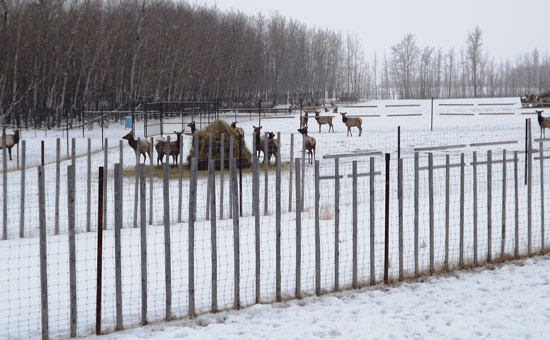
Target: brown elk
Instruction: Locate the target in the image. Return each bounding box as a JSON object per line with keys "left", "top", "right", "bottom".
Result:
{"left": 0, "top": 129, "right": 20, "bottom": 161}
{"left": 536, "top": 110, "right": 550, "bottom": 138}
{"left": 187, "top": 121, "right": 197, "bottom": 134}
{"left": 340, "top": 112, "right": 362, "bottom": 137}
{"left": 154, "top": 131, "right": 183, "bottom": 166}
{"left": 297, "top": 127, "right": 316, "bottom": 164}
{"left": 230, "top": 121, "right": 245, "bottom": 137}
{"left": 314, "top": 111, "right": 334, "bottom": 133}
{"left": 123, "top": 131, "right": 152, "bottom": 162}
{"left": 253, "top": 125, "right": 263, "bottom": 157}
{"left": 259, "top": 131, "right": 278, "bottom": 164}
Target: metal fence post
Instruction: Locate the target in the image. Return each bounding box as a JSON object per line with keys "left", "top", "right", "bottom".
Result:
{"left": 163, "top": 162, "right": 172, "bottom": 321}
{"left": 460, "top": 153, "right": 465, "bottom": 268}
{"left": 428, "top": 153, "right": 434, "bottom": 275}
{"left": 445, "top": 154, "right": 450, "bottom": 270}
{"left": 502, "top": 150, "right": 507, "bottom": 259}
{"left": 514, "top": 151, "right": 519, "bottom": 258}
{"left": 540, "top": 143, "right": 545, "bottom": 252}
{"left": 370, "top": 157, "right": 376, "bottom": 285}
{"left": 189, "top": 158, "right": 197, "bottom": 318}
{"left": 253, "top": 155, "right": 260, "bottom": 303}
{"left": 231, "top": 158, "right": 240, "bottom": 308}
{"left": 384, "top": 154, "right": 390, "bottom": 284}
{"left": 473, "top": 151, "right": 478, "bottom": 266}
{"left": 414, "top": 152, "right": 419, "bottom": 276}
{"left": 334, "top": 157, "right": 340, "bottom": 290}
{"left": 487, "top": 150, "right": 492, "bottom": 263}
{"left": 352, "top": 160, "right": 358, "bottom": 289}
{"left": 96, "top": 167, "right": 104, "bottom": 335}
{"left": 276, "top": 132, "right": 282, "bottom": 301}
{"left": 140, "top": 164, "right": 147, "bottom": 325}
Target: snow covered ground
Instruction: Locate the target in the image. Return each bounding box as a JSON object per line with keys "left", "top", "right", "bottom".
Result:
{"left": 79, "top": 254, "right": 550, "bottom": 340}
{"left": 2, "top": 97, "right": 550, "bottom": 339}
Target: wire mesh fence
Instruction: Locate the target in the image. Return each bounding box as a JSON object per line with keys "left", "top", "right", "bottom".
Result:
{"left": 1, "top": 125, "right": 549, "bottom": 339}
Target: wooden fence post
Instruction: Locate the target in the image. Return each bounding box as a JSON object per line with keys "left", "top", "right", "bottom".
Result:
{"left": 540, "top": 143, "right": 545, "bottom": 252}
{"left": 209, "top": 159, "right": 218, "bottom": 313}
{"left": 445, "top": 154, "right": 450, "bottom": 270}
{"left": 473, "top": 151, "right": 478, "bottom": 266}
{"left": 206, "top": 134, "right": 212, "bottom": 220}
{"left": 460, "top": 153, "right": 465, "bottom": 268}
{"left": 370, "top": 157, "right": 376, "bottom": 285}
{"left": 55, "top": 138, "right": 60, "bottom": 235}
{"left": 220, "top": 133, "right": 224, "bottom": 220}
{"left": 275, "top": 132, "right": 282, "bottom": 301}
{"left": 67, "top": 165, "right": 77, "bottom": 337}
{"left": 96, "top": 167, "right": 104, "bottom": 335}
{"left": 528, "top": 125, "right": 532, "bottom": 255}
{"left": 229, "top": 136, "right": 233, "bottom": 219}
{"left": 163, "top": 162, "right": 172, "bottom": 321}
{"left": 2, "top": 133, "right": 6, "bottom": 240}
{"left": 428, "top": 153, "right": 434, "bottom": 275}
{"left": 87, "top": 138, "right": 91, "bottom": 232}
{"left": 384, "top": 154, "right": 390, "bottom": 284}
{"left": 189, "top": 158, "right": 197, "bottom": 318}
{"left": 19, "top": 140, "right": 26, "bottom": 238}
{"left": 114, "top": 163, "right": 123, "bottom": 331}
{"left": 295, "top": 158, "right": 302, "bottom": 298}
{"left": 253, "top": 155, "right": 260, "bottom": 303}
{"left": 149, "top": 137, "right": 154, "bottom": 225}
{"left": 352, "top": 161, "right": 358, "bottom": 289}
{"left": 178, "top": 136, "right": 184, "bottom": 223}
{"left": 315, "top": 160, "right": 321, "bottom": 295}
{"left": 514, "top": 151, "right": 519, "bottom": 258}
{"left": 264, "top": 133, "right": 269, "bottom": 215}
{"left": 231, "top": 158, "right": 240, "bottom": 308}
{"left": 134, "top": 139, "right": 140, "bottom": 228}
{"left": 398, "top": 157, "right": 403, "bottom": 280}
{"left": 487, "top": 150, "right": 492, "bottom": 263}
{"left": 334, "top": 157, "right": 340, "bottom": 290}
{"left": 140, "top": 164, "right": 147, "bottom": 325}
{"left": 502, "top": 150, "right": 507, "bottom": 259}
{"left": 289, "top": 133, "right": 294, "bottom": 212}
{"left": 104, "top": 138, "right": 108, "bottom": 230}
{"left": 414, "top": 152, "right": 419, "bottom": 276}
{"left": 38, "top": 165, "right": 49, "bottom": 340}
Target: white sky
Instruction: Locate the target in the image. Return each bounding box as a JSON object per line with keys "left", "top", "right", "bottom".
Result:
{"left": 206, "top": 0, "right": 548, "bottom": 61}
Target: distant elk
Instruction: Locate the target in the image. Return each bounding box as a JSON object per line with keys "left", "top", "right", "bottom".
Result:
{"left": 536, "top": 110, "right": 550, "bottom": 138}
{"left": 0, "top": 129, "right": 20, "bottom": 160}
{"left": 260, "top": 131, "right": 278, "bottom": 164}
{"left": 300, "top": 111, "right": 309, "bottom": 129}
{"left": 123, "top": 131, "right": 152, "bottom": 162}
{"left": 154, "top": 131, "right": 183, "bottom": 166}
{"left": 187, "top": 121, "right": 197, "bottom": 134}
{"left": 314, "top": 111, "right": 334, "bottom": 133}
{"left": 340, "top": 112, "right": 362, "bottom": 137}
{"left": 297, "top": 127, "right": 316, "bottom": 164}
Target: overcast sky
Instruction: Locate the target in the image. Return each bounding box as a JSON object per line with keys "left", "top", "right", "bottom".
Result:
{"left": 207, "top": 0, "right": 547, "bottom": 61}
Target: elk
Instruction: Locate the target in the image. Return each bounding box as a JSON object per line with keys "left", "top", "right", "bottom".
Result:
{"left": 123, "top": 131, "right": 152, "bottom": 162}
{"left": 187, "top": 121, "right": 197, "bottom": 134}
{"left": 297, "top": 127, "right": 316, "bottom": 164}
{"left": 314, "top": 111, "right": 334, "bottom": 133}
{"left": 536, "top": 110, "right": 550, "bottom": 138}
{"left": 340, "top": 112, "right": 362, "bottom": 137}
{"left": 230, "top": 121, "right": 245, "bottom": 137}
{"left": 259, "top": 131, "right": 278, "bottom": 164}
{"left": 0, "top": 129, "right": 20, "bottom": 161}
{"left": 252, "top": 125, "right": 266, "bottom": 158}
{"left": 154, "top": 131, "right": 183, "bottom": 166}
{"left": 300, "top": 111, "right": 309, "bottom": 129}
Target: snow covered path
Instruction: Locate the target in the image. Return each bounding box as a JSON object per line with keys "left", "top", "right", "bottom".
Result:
{"left": 81, "top": 255, "right": 550, "bottom": 340}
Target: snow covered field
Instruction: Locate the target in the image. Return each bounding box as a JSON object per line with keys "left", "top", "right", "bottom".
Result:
{"left": 1, "top": 97, "right": 549, "bottom": 339}
{"left": 78, "top": 254, "right": 550, "bottom": 340}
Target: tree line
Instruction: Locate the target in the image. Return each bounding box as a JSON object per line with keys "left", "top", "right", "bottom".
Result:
{"left": 0, "top": 0, "right": 548, "bottom": 128}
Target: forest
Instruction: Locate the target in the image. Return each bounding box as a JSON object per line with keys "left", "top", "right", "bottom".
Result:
{"left": 0, "top": 0, "right": 548, "bottom": 127}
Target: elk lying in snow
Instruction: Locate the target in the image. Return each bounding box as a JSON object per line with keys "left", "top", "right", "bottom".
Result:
{"left": 0, "top": 129, "right": 20, "bottom": 160}
{"left": 155, "top": 131, "right": 183, "bottom": 166}
{"left": 314, "top": 111, "right": 334, "bottom": 133}
{"left": 340, "top": 112, "right": 362, "bottom": 137}
{"left": 123, "top": 131, "right": 152, "bottom": 162}
{"left": 536, "top": 110, "right": 550, "bottom": 138}
{"left": 230, "top": 121, "right": 245, "bottom": 137}
{"left": 300, "top": 111, "right": 309, "bottom": 129}
{"left": 297, "top": 127, "right": 316, "bottom": 164}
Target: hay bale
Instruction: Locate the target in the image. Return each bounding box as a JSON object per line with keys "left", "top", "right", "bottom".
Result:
{"left": 187, "top": 120, "right": 252, "bottom": 170}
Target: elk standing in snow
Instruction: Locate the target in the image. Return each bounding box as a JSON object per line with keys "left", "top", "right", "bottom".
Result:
{"left": 297, "top": 127, "right": 316, "bottom": 164}
{"left": 314, "top": 111, "right": 334, "bottom": 133}
{"left": 340, "top": 112, "right": 362, "bottom": 137}
{"left": 536, "top": 110, "right": 550, "bottom": 138}
{"left": 123, "top": 131, "right": 152, "bottom": 162}
{"left": 155, "top": 131, "right": 183, "bottom": 166}
{"left": 0, "top": 129, "right": 20, "bottom": 161}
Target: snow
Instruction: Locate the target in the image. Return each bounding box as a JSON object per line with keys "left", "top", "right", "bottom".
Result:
{"left": 1, "top": 97, "right": 549, "bottom": 339}
{"left": 79, "top": 254, "right": 550, "bottom": 340}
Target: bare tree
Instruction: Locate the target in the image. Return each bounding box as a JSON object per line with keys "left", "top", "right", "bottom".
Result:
{"left": 466, "top": 26, "right": 483, "bottom": 97}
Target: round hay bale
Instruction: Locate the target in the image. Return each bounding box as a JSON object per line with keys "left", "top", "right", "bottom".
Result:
{"left": 187, "top": 120, "right": 252, "bottom": 170}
